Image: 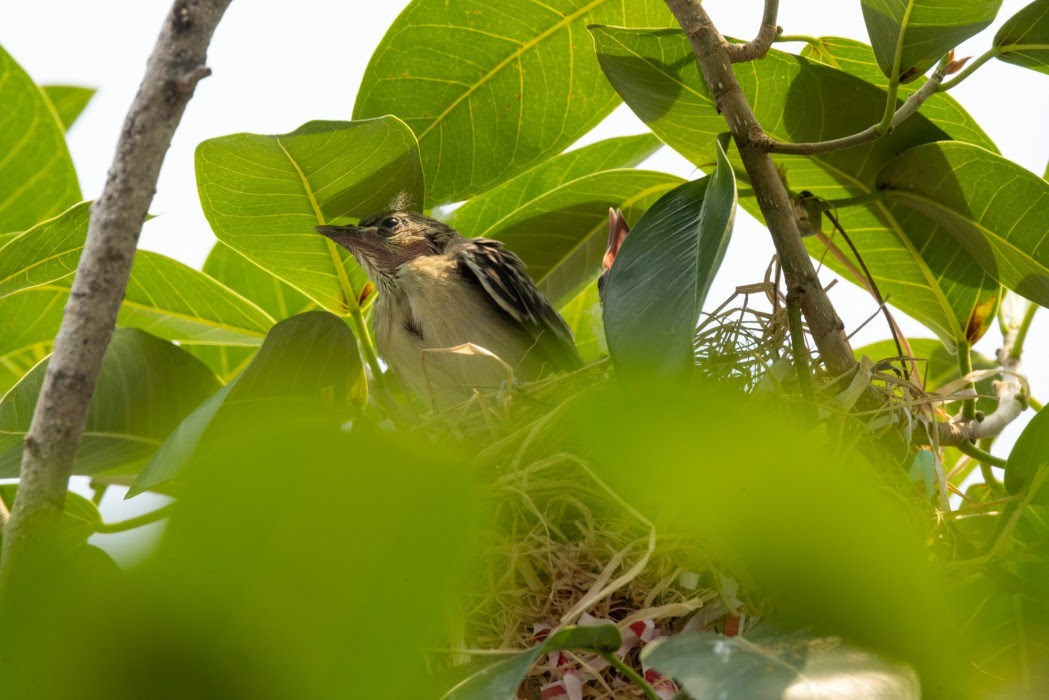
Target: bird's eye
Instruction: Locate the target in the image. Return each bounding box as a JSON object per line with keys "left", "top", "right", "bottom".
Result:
{"left": 381, "top": 217, "right": 400, "bottom": 229}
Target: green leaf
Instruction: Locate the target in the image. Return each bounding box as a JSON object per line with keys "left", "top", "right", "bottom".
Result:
{"left": 0, "top": 329, "right": 221, "bottom": 478}
{"left": 603, "top": 142, "right": 736, "bottom": 376}
{"left": 443, "top": 624, "right": 621, "bottom": 699}
{"left": 129, "top": 311, "right": 365, "bottom": 496}
{"left": 446, "top": 136, "right": 680, "bottom": 303}
{"left": 0, "top": 287, "right": 65, "bottom": 395}
{"left": 1004, "top": 406, "right": 1049, "bottom": 502}
{"left": 195, "top": 119, "right": 422, "bottom": 314}
{"left": 994, "top": 0, "right": 1049, "bottom": 74}
{"left": 186, "top": 243, "right": 317, "bottom": 380}
{"left": 643, "top": 631, "right": 920, "bottom": 699}
{"left": 353, "top": 0, "right": 673, "bottom": 205}
{"left": 0, "top": 485, "right": 101, "bottom": 540}
{"left": 860, "top": 0, "right": 1002, "bottom": 81}
{"left": 559, "top": 283, "right": 605, "bottom": 361}
{"left": 591, "top": 27, "right": 999, "bottom": 350}
{"left": 877, "top": 142, "right": 1049, "bottom": 307}
{"left": 41, "top": 85, "right": 95, "bottom": 131}
{"left": 0, "top": 201, "right": 89, "bottom": 300}
{"left": 0, "top": 46, "right": 81, "bottom": 232}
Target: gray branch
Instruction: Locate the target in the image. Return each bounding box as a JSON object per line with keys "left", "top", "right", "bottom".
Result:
{"left": 726, "top": 0, "right": 780, "bottom": 63}
{"left": 0, "top": 0, "right": 233, "bottom": 574}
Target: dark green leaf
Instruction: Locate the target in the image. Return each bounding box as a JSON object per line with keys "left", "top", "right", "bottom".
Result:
{"left": 41, "top": 85, "right": 95, "bottom": 130}
{"left": 443, "top": 624, "right": 621, "bottom": 699}
{"left": 994, "top": 0, "right": 1049, "bottom": 74}
{"left": 0, "top": 287, "right": 64, "bottom": 395}
{"left": 353, "top": 0, "right": 673, "bottom": 205}
{"left": 604, "top": 141, "right": 735, "bottom": 376}
{"left": 1005, "top": 406, "right": 1049, "bottom": 502}
{"left": 446, "top": 135, "right": 681, "bottom": 303}
{"left": 643, "top": 631, "right": 920, "bottom": 699}
{"left": 0, "top": 46, "right": 81, "bottom": 232}
{"left": 877, "top": 141, "right": 1049, "bottom": 307}
{"left": 0, "top": 201, "right": 88, "bottom": 300}
{"left": 591, "top": 27, "right": 999, "bottom": 350}
{"left": 129, "top": 311, "right": 365, "bottom": 496}
{"left": 0, "top": 329, "right": 221, "bottom": 478}
{"left": 860, "top": 0, "right": 1002, "bottom": 81}
{"left": 195, "top": 119, "right": 422, "bottom": 314}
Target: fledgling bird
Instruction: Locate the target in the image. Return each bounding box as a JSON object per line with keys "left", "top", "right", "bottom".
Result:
{"left": 317, "top": 210, "right": 582, "bottom": 406}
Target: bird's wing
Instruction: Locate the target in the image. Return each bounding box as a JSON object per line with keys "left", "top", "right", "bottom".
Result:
{"left": 455, "top": 238, "right": 582, "bottom": 372}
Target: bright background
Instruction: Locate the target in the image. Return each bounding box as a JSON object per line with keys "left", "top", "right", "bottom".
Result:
{"left": 1, "top": 0, "right": 1047, "bottom": 557}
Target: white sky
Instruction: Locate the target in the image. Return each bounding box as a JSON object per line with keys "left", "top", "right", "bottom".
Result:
{"left": 1, "top": 1, "right": 1047, "bottom": 550}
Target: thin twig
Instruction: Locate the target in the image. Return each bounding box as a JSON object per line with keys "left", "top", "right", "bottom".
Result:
{"left": 725, "top": 0, "right": 780, "bottom": 63}
{"left": 0, "top": 0, "right": 233, "bottom": 577}
{"left": 759, "top": 60, "right": 948, "bottom": 155}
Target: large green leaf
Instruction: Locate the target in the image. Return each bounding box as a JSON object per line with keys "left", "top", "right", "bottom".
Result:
{"left": 0, "top": 287, "right": 64, "bottom": 396}
{"left": 187, "top": 243, "right": 316, "bottom": 380}
{"left": 877, "top": 142, "right": 1049, "bottom": 307}
{"left": 591, "top": 27, "right": 999, "bottom": 350}
{"left": 860, "top": 0, "right": 1002, "bottom": 81}
{"left": 195, "top": 119, "right": 422, "bottom": 315}
{"left": 0, "top": 46, "right": 81, "bottom": 232}
{"left": 0, "top": 201, "right": 89, "bottom": 300}
{"left": 353, "top": 0, "right": 672, "bottom": 205}
{"left": 129, "top": 311, "right": 365, "bottom": 496}
{"left": 41, "top": 85, "right": 95, "bottom": 131}
{"left": 443, "top": 624, "right": 621, "bottom": 699}
{"left": 446, "top": 135, "right": 679, "bottom": 303}
{"left": 994, "top": 0, "right": 1049, "bottom": 74}
{"left": 0, "top": 329, "right": 220, "bottom": 478}
{"left": 604, "top": 143, "right": 736, "bottom": 375}
{"left": 1004, "top": 406, "right": 1049, "bottom": 502}
{"left": 643, "top": 631, "right": 919, "bottom": 699}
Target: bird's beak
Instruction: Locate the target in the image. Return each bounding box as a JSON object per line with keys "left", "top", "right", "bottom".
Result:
{"left": 316, "top": 224, "right": 382, "bottom": 253}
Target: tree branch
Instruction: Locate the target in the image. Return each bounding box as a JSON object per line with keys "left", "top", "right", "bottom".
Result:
{"left": 759, "top": 61, "right": 948, "bottom": 155}
{"left": 0, "top": 0, "right": 233, "bottom": 575}
{"left": 725, "top": 0, "right": 780, "bottom": 63}
{"left": 663, "top": 0, "right": 856, "bottom": 376}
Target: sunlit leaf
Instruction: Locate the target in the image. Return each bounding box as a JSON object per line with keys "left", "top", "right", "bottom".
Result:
{"left": 195, "top": 119, "right": 422, "bottom": 314}
{"left": 0, "top": 287, "right": 64, "bottom": 395}
{"left": 353, "top": 0, "right": 673, "bottom": 205}
{"left": 0, "top": 329, "right": 220, "bottom": 478}
{"left": 860, "top": 0, "right": 1002, "bottom": 81}
{"left": 604, "top": 141, "right": 735, "bottom": 376}
{"left": 643, "top": 630, "right": 920, "bottom": 699}
{"left": 41, "top": 84, "right": 95, "bottom": 130}
{"left": 877, "top": 141, "right": 1049, "bottom": 307}
{"left": 446, "top": 134, "right": 681, "bottom": 303}
{"left": 443, "top": 624, "right": 620, "bottom": 699}
{"left": 591, "top": 27, "right": 999, "bottom": 350}
{"left": 994, "top": 0, "right": 1049, "bottom": 75}
{"left": 0, "top": 46, "right": 80, "bottom": 232}
{"left": 0, "top": 201, "right": 88, "bottom": 300}
{"left": 129, "top": 311, "right": 364, "bottom": 496}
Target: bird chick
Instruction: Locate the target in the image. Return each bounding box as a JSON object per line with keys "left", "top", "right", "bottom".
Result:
{"left": 317, "top": 210, "right": 582, "bottom": 407}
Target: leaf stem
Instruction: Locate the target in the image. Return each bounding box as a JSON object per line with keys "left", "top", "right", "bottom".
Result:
{"left": 956, "top": 440, "right": 1007, "bottom": 470}
{"left": 598, "top": 651, "right": 660, "bottom": 700}
{"left": 958, "top": 340, "right": 976, "bottom": 420}
{"left": 94, "top": 503, "right": 175, "bottom": 534}
{"left": 1009, "top": 303, "right": 1038, "bottom": 360}
{"left": 786, "top": 291, "right": 814, "bottom": 400}
{"left": 774, "top": 34, "right": 821, "bottom": 46}
{"left": 349, "top": 307, "right": 384, "bottom": 387}
{"left": 938, "top": 47, "right": 1001, "bottom": 91}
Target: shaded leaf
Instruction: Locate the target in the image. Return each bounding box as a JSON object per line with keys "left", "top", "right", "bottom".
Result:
{"left": 0, "top": 46, "right": 80, "bottom": 231}
{"left": 446, "top": 135, "right": 681, "bottom": 303}
{"left": 0, "top": 329, "right": 221, "bottom": 478}
{"left": 877, "top": 141, "right": 1049, "bottom": 307}
{"left": 559, "top": 283, "right": 605, "bottom": 361}
{"left": 860, "top": 0, "right": 1002, "bottom": 81}
{"left": 195, "top": 119, "right": 422, "bottom": 314}
{"left": 353, "top": 0, "right": 673, "bottom": 205}
{"left": 643, "top": 630, "right": 919, "bottom": 699}
{"left": 604, "top": 141, "right": 735, "bottom": 376}
{"left": 994, "top": 0, "right": 1049, "bottom": 75}
{"left": 591, "top": 27, "right": 999, "bottom": 350}
{"left": 0, "top": 485, "right": 101, "bottom": 541}
{"left": 1004, "top": 406, "right": 1049, "bottom": 502}
{"left": 443, "top": 624, "right": 620, "bottom": 699}
{"left": 129, "top": 311, "right": 364, "bottom": 496}
{"left": 41, "top": 85, "right": 95, "bottom": 130}
{"left": 0, "top": 201, "right": 88, "bottom": 300}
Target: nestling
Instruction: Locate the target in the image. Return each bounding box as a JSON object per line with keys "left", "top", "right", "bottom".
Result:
{"left": 317, "top": 210, "right": 582, "bottom": 406}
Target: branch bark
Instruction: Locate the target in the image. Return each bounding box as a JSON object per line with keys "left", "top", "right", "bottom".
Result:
{"left": 725, "top": 0, "right": 780, "bottom": 63}
{"left": 0, "top": 0, "right": 233, "bottom": 575}
{"left": 663, "top": 0, "right": 856, "bottom": 376}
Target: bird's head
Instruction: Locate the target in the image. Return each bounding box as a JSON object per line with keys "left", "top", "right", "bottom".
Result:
{"left": 316, "top": 210, "right": 460, "bottom": 284}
